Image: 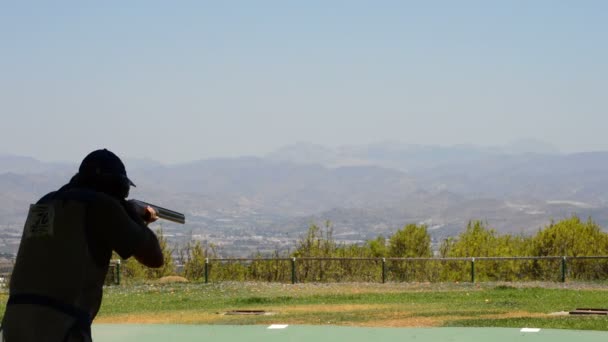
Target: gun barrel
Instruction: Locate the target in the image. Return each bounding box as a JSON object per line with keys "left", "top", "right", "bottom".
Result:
{"left": 131, "top": 200, "right": 186, "bottom": 224}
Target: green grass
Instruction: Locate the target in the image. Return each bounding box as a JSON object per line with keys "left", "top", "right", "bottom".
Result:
{"left": 447, "top": 317, "right": 608, "bottom": 331}
{"left": 2, "top": 282, "right": 607, "bottom": 330}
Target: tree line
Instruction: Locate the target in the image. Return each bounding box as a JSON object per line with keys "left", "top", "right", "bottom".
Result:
{"left": 115, "top": 215, "right": 608, "bottom": 283}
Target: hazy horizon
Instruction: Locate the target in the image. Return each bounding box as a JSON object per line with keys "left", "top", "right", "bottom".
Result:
{"left": 0, "top": 138, "right": 592, "bottom": 166}
{"left": 2, "top": 2, "right": 607, "bottom": 163}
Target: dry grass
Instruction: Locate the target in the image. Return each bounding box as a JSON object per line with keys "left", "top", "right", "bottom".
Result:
{"left": 274, "top": 304, "right": 393, "bottom": 313}
{"left": 95, "top": 311, "right": 216, "bottom": 324}
{"left": 358, "top": 311, "right": 548, "bottom": 328}
{"left": 157, "top": 276, "right": 189, "bottom": 284}
{"left": 86, "top": 282, "right": 608, "bottom": 331}
{"left": 94, "top": 302, "right": 547, "bottom": 327}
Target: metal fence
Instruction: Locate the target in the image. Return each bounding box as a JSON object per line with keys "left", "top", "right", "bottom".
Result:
{"left": 4, "top": 256, "right": 608, "bottom": 286}
{"left": 194, "top": 256, "right": 608, "bottom": 285}
{"left": 0, "top": 260, "right": 121, "bottom": 287}
{"left": 106, "top": 260, "right": 122, "bottom": 285}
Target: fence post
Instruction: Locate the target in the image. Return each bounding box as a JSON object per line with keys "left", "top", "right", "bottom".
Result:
{"left": 116, "top": 259, "right": 121, "bottom": 285}
{"left": 561, "top": 256, "right": 567, "bottom": 283}
{"left": 471, "top": 258, "right": 475, "bottom": 283}
{"left": 291, "top": 257, "right": 297, "bottom": 284}
{"left": 381, "top": 258, "right": 386, "bottom": 283}
{"left": 204, "top": 258, "right": 209, "bottom": 284}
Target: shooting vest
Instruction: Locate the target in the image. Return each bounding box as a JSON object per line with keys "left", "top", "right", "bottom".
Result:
{"left": 2, "top": 189, "right": 109, "bottom": 342}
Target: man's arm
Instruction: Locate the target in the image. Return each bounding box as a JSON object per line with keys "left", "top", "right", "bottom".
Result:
{"left": 91, "top": 193, "right": 164, "bottom": 268}
{"left": 124, "top": 201, "right": 164, "bottom": 268}
{"left": 133, "top": 229, "right": 163, "bottom": 268}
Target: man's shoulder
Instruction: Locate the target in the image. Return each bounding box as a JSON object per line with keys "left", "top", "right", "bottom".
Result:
{"left": 36, "top": 191, "right": 59, "bottom": 204}
{"left": 44, "top": 188, "right": 120, "bottom": 207}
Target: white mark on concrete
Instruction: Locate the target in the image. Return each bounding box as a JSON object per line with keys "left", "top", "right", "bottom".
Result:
{"left": 268, "top": 324, "right": 289, "bottom": 330}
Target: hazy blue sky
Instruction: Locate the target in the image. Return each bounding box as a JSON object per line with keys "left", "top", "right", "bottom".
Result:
{"left": 1, "top": 1, "right": 607, "bottom": 163}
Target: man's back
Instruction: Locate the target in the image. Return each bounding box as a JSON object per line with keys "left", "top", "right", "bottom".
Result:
{"left": 1, "top": 149, "right": 164, "bottom": 342}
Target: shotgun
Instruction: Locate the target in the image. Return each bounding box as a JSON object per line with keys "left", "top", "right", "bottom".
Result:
{"left": 129, "top": 199, "right": 186, "bottom": 224}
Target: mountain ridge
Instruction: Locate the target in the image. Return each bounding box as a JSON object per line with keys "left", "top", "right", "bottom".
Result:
{"left": 1, "top": 142, "right": 607, "bottom": 256}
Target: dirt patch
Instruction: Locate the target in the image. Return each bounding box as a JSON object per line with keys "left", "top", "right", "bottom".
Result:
{"left": 273, "top": 304, "right": 393, "bottom": 313}
{"left": 95, "top": 311, "right": 215, "bottom": 324}
{"left": 359, "top": 317, "right": 443, "bottom": 327}
{"left": 95, "top": 304, "right": 547, "bottom": 326}
{"left": 158, "top": 276, "right": 189, "bottom": 284}
{"left": 352, "top": 311, "right": 548, "bottom": 328}
{"left": 484, "top": 311, "right": 547, "bottom": 319}
{"left": 95, "top": 304, "right": 399, "bottom": 324}
{"left": 349, "top": 309, "right": 548, "bottom": 328}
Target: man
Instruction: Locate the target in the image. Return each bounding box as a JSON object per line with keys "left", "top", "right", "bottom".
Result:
{"left": 1, "top": 149, "right": 164, "bottom": 341}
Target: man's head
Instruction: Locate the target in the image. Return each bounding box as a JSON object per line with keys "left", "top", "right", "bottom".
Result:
{"left": 75, "top": 149, "right": 135, "bottom": 198}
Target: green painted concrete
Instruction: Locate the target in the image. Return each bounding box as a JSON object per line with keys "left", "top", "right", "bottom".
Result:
{"left": 92, "top": 324, "right": 608, "bottom": 342}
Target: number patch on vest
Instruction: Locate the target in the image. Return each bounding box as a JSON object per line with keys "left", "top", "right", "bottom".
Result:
{"left": 24, "top": 204, "right": 55, "bottom": 238}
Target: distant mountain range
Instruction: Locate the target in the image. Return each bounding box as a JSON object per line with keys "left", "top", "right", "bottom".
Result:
{"left": 2, "top": 141, "right": 608, "bottom": 256}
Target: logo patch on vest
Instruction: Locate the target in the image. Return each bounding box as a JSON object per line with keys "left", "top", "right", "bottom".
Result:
{"left": 24, "top": 204, "right": 55, "bottom": 238}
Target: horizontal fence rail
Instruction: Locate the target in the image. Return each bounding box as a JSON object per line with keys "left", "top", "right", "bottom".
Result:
{"left": 192, "top": 256, "right": 608, "bottom": 285}
{"left": 5, "top": 256, "right": 608, "bottom": 286}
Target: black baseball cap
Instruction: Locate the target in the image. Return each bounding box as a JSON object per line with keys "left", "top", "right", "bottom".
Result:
{"left": 78, "top": 149, "right": 136, "bottom": 187}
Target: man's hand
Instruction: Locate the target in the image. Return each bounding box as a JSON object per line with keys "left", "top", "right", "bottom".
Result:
{"left": 142, "top": 205, "right": 158, "bottom": 224}
{"left": 127, "top": 199, "right": 158, "bottom": 225}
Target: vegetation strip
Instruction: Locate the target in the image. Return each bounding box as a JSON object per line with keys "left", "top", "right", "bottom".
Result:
{"left": 113, "top": 216, "right": 608, "bottom": 284}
